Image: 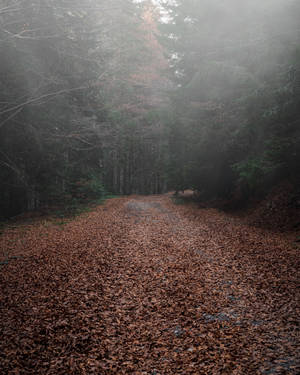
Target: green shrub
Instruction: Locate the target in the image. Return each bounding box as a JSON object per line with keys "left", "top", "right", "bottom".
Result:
{"left": 71, "top": 175, "right": 105, "bottom": 201}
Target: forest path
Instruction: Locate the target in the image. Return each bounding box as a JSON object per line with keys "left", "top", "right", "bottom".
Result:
{"left": 0, "top": 195, "right": 298, "bottom": 374}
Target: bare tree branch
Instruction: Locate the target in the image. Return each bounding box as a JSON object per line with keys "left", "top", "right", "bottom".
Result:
{"left": 0, "top": 86, "right": 91, "bottom": 117}
{"left": 0, "top": 107, "right": 23, "bottom": 129}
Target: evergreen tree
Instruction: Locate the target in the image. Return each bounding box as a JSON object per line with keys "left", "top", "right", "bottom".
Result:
{"left": 159, "top": 0, "right": 300, "bottom": 200}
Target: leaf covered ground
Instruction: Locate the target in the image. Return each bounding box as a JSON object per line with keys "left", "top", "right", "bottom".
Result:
{"left": 0, "top": 195, "right": 299, "bottom": 374}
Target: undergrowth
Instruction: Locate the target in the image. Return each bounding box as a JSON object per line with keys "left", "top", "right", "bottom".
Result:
{"left": 0, "top": 194, "right": 120, "bottom": 232}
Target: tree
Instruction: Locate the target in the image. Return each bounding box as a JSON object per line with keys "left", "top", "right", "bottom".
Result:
{"left": 159, "top": 0, "right": 300, "bottom": 200}
{"left": 0, "top": 0, "right": 171, "bottom": 217}
{"left": 0, "top": 0, "right": 112, "bottom": 216}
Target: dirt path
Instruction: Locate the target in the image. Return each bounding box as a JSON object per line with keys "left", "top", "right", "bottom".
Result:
{"left": 0, "top": 195, "right": 299, "bottom": 374}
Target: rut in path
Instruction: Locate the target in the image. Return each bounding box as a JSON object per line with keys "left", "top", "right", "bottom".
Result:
{"left": 0, "top": 195, "right": 299, "bottom": 374}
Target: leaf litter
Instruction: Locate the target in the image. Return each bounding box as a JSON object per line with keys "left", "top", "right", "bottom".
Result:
{"left": 0, "top": 195, "right": 299, "bottom": 374}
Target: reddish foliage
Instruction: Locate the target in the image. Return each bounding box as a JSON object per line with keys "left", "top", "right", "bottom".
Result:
{"left": 0, "top": 196, "right": 299, "bottom": 374}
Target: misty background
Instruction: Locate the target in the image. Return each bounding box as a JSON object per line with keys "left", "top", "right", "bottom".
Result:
{"left": 1, "top": 0, "right": 299, "bottom": 218}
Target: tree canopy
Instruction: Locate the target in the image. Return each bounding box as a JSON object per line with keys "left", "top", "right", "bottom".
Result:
{"left": 1, "top": 0, "right": 299, "bottom": 218}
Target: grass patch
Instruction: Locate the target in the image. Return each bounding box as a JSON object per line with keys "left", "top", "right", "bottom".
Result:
{"left": 171, "top": 196, "right": 186, "bottom": 205}
{"left": 104, "top": 194, "right": 120, "bottom": 200}
{"left": 0, "top": 194, "right": 121, "bottom": 232}
{"left": 51, "top": 194, "right": 120, "bottom": 221}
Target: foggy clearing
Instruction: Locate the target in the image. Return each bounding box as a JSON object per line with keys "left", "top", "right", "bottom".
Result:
{"left": 0, "top": 0, "right": 299, "bottom": 374}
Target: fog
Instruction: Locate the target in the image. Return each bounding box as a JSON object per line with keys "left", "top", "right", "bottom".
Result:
{"left": 0, "top": 0, "right": 299, "bottom": 218}
{"left": 0, "top": 3, "right": 299, "bottom": 375}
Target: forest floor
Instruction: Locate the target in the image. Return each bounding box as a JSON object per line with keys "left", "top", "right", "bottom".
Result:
{"left": 0, "top": 195, "right": 299, "bottom": 374}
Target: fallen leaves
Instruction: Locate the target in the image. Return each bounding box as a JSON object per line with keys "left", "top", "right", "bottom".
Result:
{"left": 0, "top": 196, "right": 299, "bottom": 374}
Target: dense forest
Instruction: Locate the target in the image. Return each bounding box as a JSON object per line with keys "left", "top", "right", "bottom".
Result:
{"left": 0, "top": 2, "right": 299, "bottom": 373}
{"left": 161, "top": 0, "right": 300, "bottom": 203}
{"left": 1, "top": 0, "right": 300, "bottom": 218}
